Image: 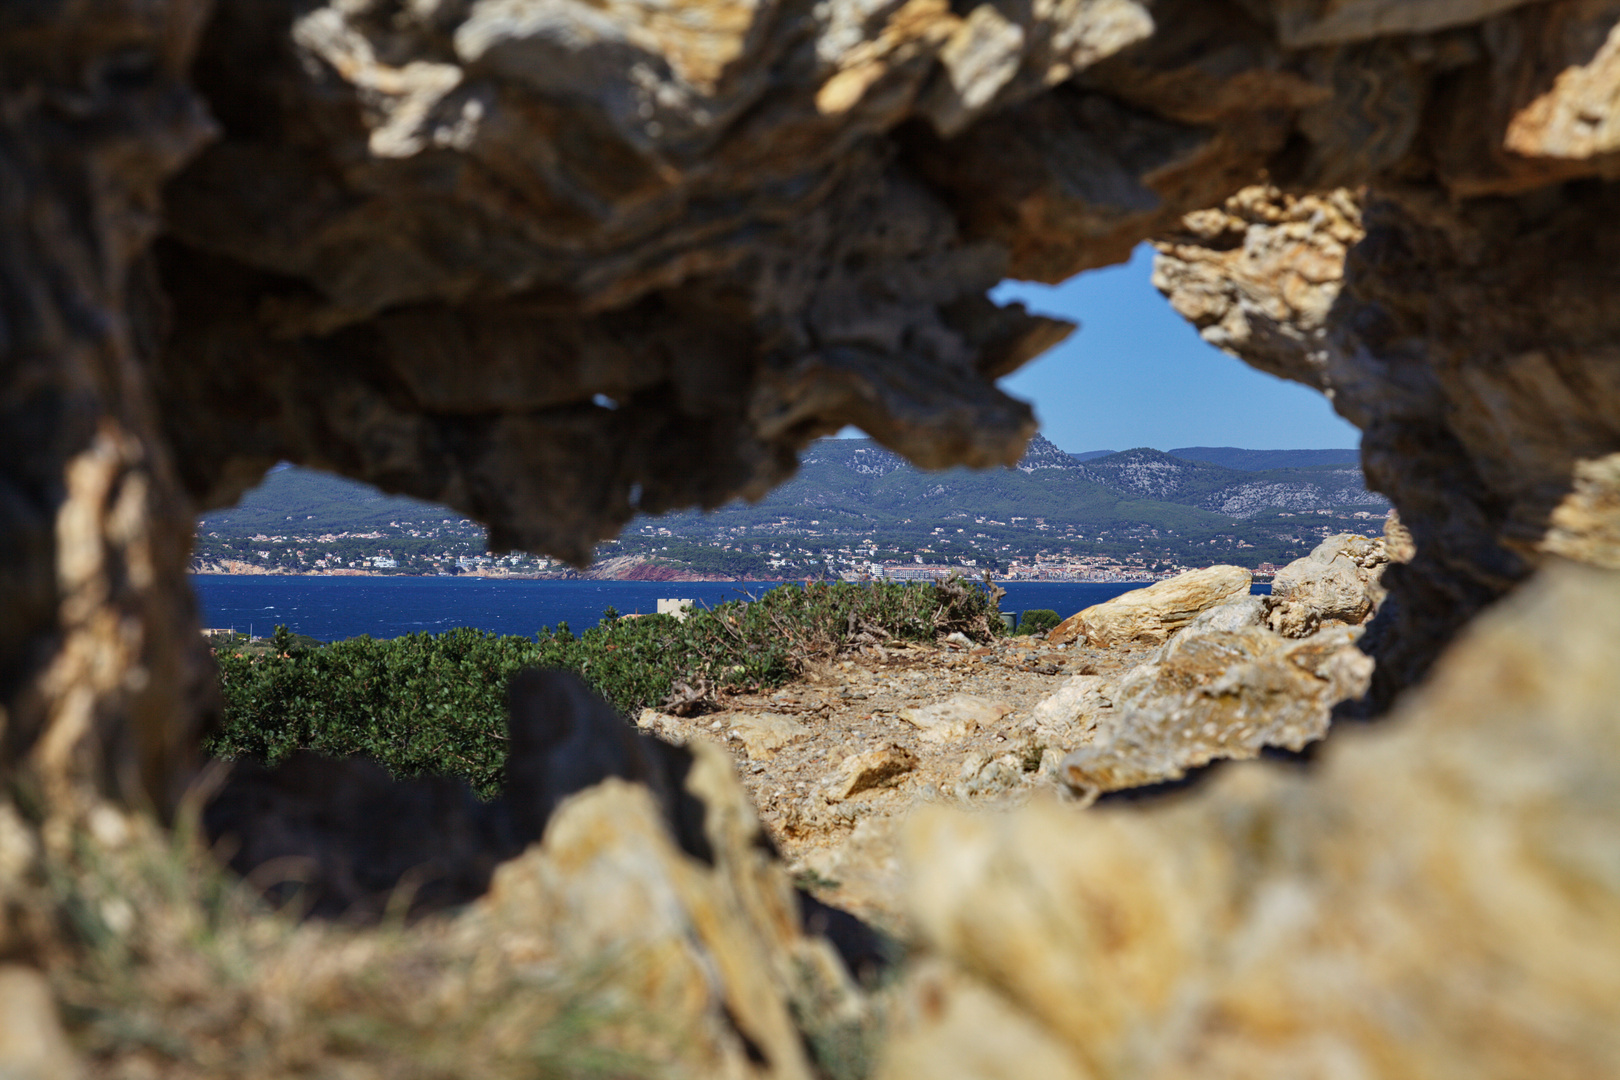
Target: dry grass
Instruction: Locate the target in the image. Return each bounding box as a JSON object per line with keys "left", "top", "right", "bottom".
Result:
{"left": 16, "top": 804, "right": 665, "bottom": 1080}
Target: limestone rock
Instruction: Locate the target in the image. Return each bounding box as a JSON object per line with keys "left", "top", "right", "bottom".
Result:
{"left": 1152, "top": 186, "right": 1363, "bottom": 388}
{"left": 954, "top": 752, "right": 1026, "bottom": 799}
{"left": 1540, "top": 451, "right": 1620, "bottom": 569}
{"left": 886, "top": 558, "right": 1620, "bottom": 1079}
{"left": 828, "top": 745, "right": 917, "bottom": 801}
{"left": 1025, "top": 673, "right": 1114, "bottom": 746}
{"left": 1058, "top": 608, "right": 1373, "bottom": 800}
{"left": 876, "top": 958, "right": 1090, "bottom": 1080}
{"left": 1265, "top": 532, "right": 1391, "bottom": 637}
{"left": 898, "top": 695, "right": 1012, "bottom": 743}
{"left": 1048, "top": 565, "right": 1252, "bottom": 646}
{"left": 1155, "top": 174, "right": 1620, "bottom": 707}
{"left": 727, "top": 712, "right": 812, "bottom": 760}
{"left": 0, "top": 966, "right": 82, "bottom": 1080}
{"left": 636, "top": 707, "right": 693, "bottom": 743}
{"left": 1191, "top": 594, "right": 1267, "bottom": 633}
{"left": 471, "top": 739, "right": 868, "bottom": 1080}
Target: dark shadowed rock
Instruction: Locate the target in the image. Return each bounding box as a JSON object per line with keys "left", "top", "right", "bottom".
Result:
{"left": 204, "top": 668, "right": 890, "bottom": 979}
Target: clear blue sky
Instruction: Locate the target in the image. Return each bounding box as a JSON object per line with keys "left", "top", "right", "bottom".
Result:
{"left": 984, "top": 244, "right": 1360, "bottom": 454}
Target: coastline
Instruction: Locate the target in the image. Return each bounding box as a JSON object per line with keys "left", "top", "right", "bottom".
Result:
{"left": 188, "top": 566, "right": 1171, "bottom": 585}
{"left": 191, "top": 560, "right": 773, "bottom": 583}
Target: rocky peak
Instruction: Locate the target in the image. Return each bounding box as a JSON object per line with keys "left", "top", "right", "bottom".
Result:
{"left": 1078, "top": 447, "right": 1232, "bottom": 498}
{"left": 1014, "top": 433, "right": 1081, "bottom": 472}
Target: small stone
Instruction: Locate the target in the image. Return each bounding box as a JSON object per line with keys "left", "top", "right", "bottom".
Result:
{"left": 0, "top": 965, "right": 82, "bottom": 1080}
{"left": 955, "top": 753, "right": 1023, "bottom": 798}
{"left": 898, "top": 695, "right": 1013, "bottom": 743}
{"left": 636, "top": 708, "right": 689, "bottom": 743}
{"left": 827, "top": 745, "right": 918, "bottom": 801}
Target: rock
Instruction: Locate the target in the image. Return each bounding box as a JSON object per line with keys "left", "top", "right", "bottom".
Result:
{"left": 0, "top": 965, "right": 82, "bottom": 1080}
{"left": 1153, "top": 186, "right": 1364, "bottom": 389}
{"left": 875, "top": 958, "right": 1090, "bottom": 1080}
{"left": 1058, "top": 610, "right": 1373, "bottom": 800}
{"left": 954, "top": 753, "right": 1025, "bottom": 799}
{"left": 1025, "top": 674, "right": 1114, "bottom": 746}
{"left": 471, "top": 739, "right": 867, "bottom": 1080}
{"left": 636, "top": 708, "right": 692, "bottom": 743}
{"left": 16, "top": 5, "right": 1620, "bottom": 1074}
{"left": 1272, "top": 0, "right": 1538, "bottom": 48}
{"left": 827, "top": 745, "right": 918, "bottom": 801}
{"left": 726, "top": 712, "right": 811, "bottom": 760}
{"left": 1155, "top": 173, "right": 1620, "bottom": 707}
{"left": 1194, "top": 594, "right": 1267, "bottom": 633}
{"left": 1048, "top": 565, "right": 1252, "bottom": 646}
{"left": 898, "top": 695, "right": 1013, "bottom": 743}
{"left": 1265, "top": 533, "right": 1391, "bottom": 637}
{"left": 885, "top": 558, "right": 1620, "bottom": 1079}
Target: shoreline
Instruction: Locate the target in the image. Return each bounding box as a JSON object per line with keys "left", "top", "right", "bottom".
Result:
{"left": 186, "top": 569, "right": 1183, "bottom": 585}
{"left": 188, "top": 567, "right": 785, "bottom": 584}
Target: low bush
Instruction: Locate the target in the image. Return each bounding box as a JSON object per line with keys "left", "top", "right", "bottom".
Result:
{"left": 1018, "top": 609, "right": 1062, "bottom": 636}
{"left": 210, "top": 579, "right": 1002, "bottom": 796}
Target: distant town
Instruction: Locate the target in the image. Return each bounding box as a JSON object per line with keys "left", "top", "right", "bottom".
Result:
{"left": 193, "top": 441, "right": 1390, "bottom": 582}
{"left": 193, "top": 510, "right": 1389, "bottom": 584}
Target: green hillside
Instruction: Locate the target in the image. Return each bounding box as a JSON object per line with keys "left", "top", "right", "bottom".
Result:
{"left": 193, "top": 437, "right": 1389, "bottom": 576}
{"left": 199, "top": 466, "right": 476, "bottom": 536}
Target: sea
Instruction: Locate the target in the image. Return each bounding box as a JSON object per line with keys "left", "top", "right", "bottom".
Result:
{"left": 190, "top": 575, "right": 1270, "bottom": 643}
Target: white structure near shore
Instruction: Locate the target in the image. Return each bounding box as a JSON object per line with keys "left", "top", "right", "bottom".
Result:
{"left": 657, "top": 598, "right": 695, "bottom": 620}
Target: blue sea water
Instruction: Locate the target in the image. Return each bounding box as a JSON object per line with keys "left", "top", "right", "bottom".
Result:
{"left": 190, "top": 574, "right": 1268, "bottom": 643}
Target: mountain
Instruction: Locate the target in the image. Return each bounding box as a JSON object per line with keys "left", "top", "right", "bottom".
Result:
{"left": 643, "top": 434, "right": 1387, "bottom": 544}
{"left": 1075, "top": 447, "right": 1385, "bottom": 519}
{"left": 193, "top": 435, "right": 1390, "bottom": 577}
{"left": 1166, "top": 446, "right": 1361, "bottom": 471}
{"left": 197, "top": 464, "right": 477, "bottom": 536}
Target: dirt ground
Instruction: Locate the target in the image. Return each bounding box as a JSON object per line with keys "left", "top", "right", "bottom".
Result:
{"left": 637, "top": 633, "right": 1158, "bottom": 934}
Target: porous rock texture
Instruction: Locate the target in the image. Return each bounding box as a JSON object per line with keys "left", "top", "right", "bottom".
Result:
{"left": 1032, "top": 533, "right": 1393, "bottom": 796}
{"left": 1056, "top": 601, "right": 1373, "bottom": 799}
{"left": 1264, "top": 530, "right": 1391, "bottom": 636}
{"left": 881, "top": 558, "right": 1620, "bottom": 1080}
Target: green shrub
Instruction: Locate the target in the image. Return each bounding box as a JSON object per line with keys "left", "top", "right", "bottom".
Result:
{"left": 210, "top": 579, "right": 1002, "bottom": 796}
{"left": 1019, "top": 609, "right": 1062, "bottom": 635}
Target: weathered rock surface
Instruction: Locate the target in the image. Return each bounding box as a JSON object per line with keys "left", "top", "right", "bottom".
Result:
{"left": 882, "top": 559, "right": 1620, "bottom": 1079}
{"left": 1056, "top": 600, "right": 1373, "bottom": 799}
{"left": 898, "top": 694, "right": 1013, "bottom": 742}
{"left": 1156, "top": 171, "right": 1620, "bottom": 705}
{"left": 726, "top": 712, "right": 813, "bottom": 760}
{"left": 828, "top": 744, "right": 918, "bottom": 801}
{"left": 1048, "top": 564, "right": 1252, "bottom": 646}
{"left": 1265, "top": 531, "right": 1392, "bottom": 636}
{"left": 470, "top": 746, "right": 863, "bottom": 1080}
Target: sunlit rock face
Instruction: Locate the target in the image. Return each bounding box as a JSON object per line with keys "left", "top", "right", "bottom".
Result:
{"left": 883, "top": 558, "right": 1620, "bottom": 1080}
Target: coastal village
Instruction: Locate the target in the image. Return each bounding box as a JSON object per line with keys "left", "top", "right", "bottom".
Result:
{"left": 191, "top": 443, "right": 1391, "bottom": 581}
{"left": 191, "top": 508, "right": 1388, "bottom": 582}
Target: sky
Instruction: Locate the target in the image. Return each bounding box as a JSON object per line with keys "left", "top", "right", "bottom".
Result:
{"left": 964, "top": 243, "right": 1360, "bottom": 454}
